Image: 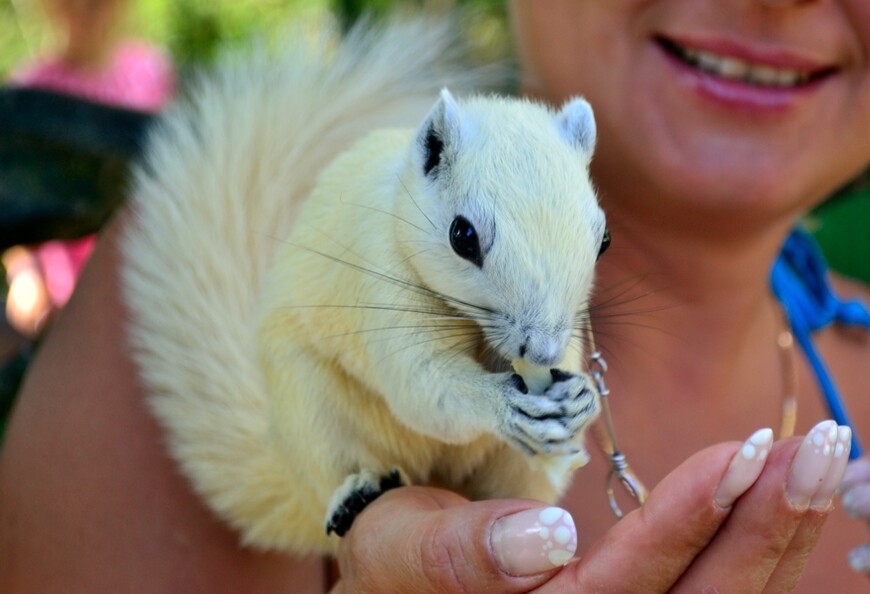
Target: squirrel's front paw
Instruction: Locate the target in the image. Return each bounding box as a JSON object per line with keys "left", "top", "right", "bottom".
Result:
{"left": 498, "top": 371, "right": 600, "bottom": 456}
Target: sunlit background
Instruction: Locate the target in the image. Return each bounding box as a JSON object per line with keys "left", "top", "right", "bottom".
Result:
{"left": 0, "top": 0, "right": 511, "bottom": 74}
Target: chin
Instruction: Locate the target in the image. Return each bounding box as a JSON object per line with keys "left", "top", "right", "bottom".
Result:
{"left": 593, "top": 139, "right": 818, "bottom": 230}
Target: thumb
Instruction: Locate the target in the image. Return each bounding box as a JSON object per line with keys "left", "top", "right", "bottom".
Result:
{"left": 332, "top": 486, "right": 578, "bottom": 594}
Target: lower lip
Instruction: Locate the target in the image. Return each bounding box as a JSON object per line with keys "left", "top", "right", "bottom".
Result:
{"left": 655, "top": 43, "right": 826, "bottom": 113}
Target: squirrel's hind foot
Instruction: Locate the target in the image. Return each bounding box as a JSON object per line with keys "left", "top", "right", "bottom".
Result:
{"left": 325, "top": 468, "right": 406, "bottom": 537}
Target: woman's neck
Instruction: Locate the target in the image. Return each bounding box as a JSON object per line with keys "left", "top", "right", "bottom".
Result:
{"left": 585, "top": 209, "right": 804, "bottom": 490}
{"left": 590, "top": 202, "right": 797, "bottom": 407}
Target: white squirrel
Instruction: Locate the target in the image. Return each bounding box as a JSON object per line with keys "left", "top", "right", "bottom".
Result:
{"left": 122, "top": 16, "right": 609, "bottom": 556}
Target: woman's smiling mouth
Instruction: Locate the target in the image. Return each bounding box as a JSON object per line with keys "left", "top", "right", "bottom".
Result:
{"left": 656, "top": 36, "right": 836, "bottom": 89}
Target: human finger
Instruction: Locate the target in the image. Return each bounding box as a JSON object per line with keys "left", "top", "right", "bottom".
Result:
{"left": 761, "top": 425, "right": 852, "bottom": 592}
{"left": 840, "top": 458, "right": 870, "bottom": 519}
{"left": 673, "top": 420, "right": 846, "bottom": 593}
{"left": 837, "top": 456, "right": 870, "bottom": 573}
{"left": 839, "top": 457, "right": 870, "bottom": 493}
{"left": 541, "top": 428, "right": 774, "bottom": 593}
{"left": 841, "top": 484, "right": 870, "bottom": 520}
{"left": 847, "top": 543, "right": 870, "bottom": 575}
{"left": 331, "top": 486, "right": 576, "bottom": 594}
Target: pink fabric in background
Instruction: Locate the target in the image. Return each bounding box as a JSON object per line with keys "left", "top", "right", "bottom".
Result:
{"left": 11, "top": 41, "right": 174, "bottom": 111}
{"left": 10, "top": 41, "right": 174, "bottom": 307}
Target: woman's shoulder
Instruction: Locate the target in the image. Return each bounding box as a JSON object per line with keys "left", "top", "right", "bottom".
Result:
{"left": 831, "top": 272, "right": 870, "bottom": 304}
{"left": 825, "top": 273, "right": 870, "bottom": 354}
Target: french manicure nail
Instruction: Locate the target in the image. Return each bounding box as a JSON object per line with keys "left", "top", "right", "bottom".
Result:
{"left": 842, "top": 484, "right": 870, "bottom": 518}
{"left": 810, "top": 426, "right": 852, "bottom": 510}
{"left": 491, "top": 506, "right": 577, "bottom": 576}
{"left": 714, "top": 428, "right": 773, "bottom": 508}
{"left": 839, "top": 458, "right": 870, "bottom": 494}
{"left": 787, "top": 420, "right": 837, "bottom": 509}
{"left": 849, "top": 544, "right": 870, "bottom": 573}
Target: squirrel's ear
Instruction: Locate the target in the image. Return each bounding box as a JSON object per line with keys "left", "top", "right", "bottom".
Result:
{"left": 556, "top": 97, "right": 596, "bottom": 155}
{"left": 416, "top": 88, "right": 461, "bottom": 178}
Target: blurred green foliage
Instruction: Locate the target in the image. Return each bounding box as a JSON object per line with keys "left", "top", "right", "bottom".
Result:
{"left": 0, "top": 0, "right": 334, "bottom": 74}
{"left": 810, "top": 187, "right": 870, "bottom": 285}
{"left": 0, "top": 0, "right": 509, "bottom": 76}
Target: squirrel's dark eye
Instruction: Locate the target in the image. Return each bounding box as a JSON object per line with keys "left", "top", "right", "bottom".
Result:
{"left": 449, "top": 216, "right": 483, "bottom": 267}
{"left": 597, "top": 230, "right": 611, "bottom": 261}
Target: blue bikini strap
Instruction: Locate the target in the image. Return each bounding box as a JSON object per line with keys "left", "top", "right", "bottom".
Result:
{"left": 771, "top": 227, "right": 870, "bottom": 459}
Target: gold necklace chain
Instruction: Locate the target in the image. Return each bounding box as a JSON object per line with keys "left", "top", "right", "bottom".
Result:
{"left": 776, "top": 303, "right": 799, "bottom": 439}
{"left": 589, "top": 298, "right": 799, "bottom": 518}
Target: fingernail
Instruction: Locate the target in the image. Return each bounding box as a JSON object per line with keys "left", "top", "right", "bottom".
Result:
{"left": 491, "top": 506, "right": 577, "bottom": 576}
{"left": 849, "top": 544, "right": 870, "bottom": 573}
{"left": 839, "top": 458, "right": 870, "bottom": 494}
{"left": 841, "top": 484, "right": 870, "bottom": 518}
{"left": 714, "top": 428, "right": 773, "bottom": 508}
{"left": 787, "top": 420, "right": 837, "bottom": 509}
{"left": 810, "top": 426, "right": 852, "bottom": 510}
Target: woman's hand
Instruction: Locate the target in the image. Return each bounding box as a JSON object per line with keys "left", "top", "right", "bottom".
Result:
{"left": 839, "top": 456, "right": 870, "bottom": 574}
{"left": 330, "top": 421, "right": 850, "bottom": 593}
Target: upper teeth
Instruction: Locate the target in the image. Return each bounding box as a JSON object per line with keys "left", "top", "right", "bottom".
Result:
{"left": 680, "top": 47, "right": 811, "bottom": 87}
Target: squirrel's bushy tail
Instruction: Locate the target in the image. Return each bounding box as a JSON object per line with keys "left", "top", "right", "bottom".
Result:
{"left": 121, "top": 15, "right": 486, "bottom": 551}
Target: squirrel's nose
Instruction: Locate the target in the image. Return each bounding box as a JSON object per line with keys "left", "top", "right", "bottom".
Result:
{"left": 519, "top": 335, "right": 563, "bottom": 367}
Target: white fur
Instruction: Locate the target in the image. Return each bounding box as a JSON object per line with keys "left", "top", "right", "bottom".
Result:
{"left": 123, "top": 16, "right": 605, "bottom": 556}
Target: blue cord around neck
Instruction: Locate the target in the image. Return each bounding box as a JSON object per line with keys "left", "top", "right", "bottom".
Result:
{"left": 771, "top": 227, "right": 870, "bottom": 459}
